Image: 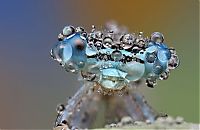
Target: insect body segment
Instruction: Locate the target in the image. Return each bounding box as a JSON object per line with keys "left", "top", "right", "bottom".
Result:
{"left": 51, "top": 24, "right": 179, "bottom": 89}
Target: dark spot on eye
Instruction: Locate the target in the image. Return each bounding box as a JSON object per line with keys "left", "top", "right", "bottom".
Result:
{"left": 75, "top": 39, "right": 85, "bottom": 50}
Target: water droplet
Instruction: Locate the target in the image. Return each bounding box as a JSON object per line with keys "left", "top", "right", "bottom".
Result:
{"left": 96, "top": 31, "right": 103, "bottom": 39}
{"left": 95, "top": 41, "right": 102, "bottom": 50}
{"left": 97, "top": 88, "right": 102, "bottom": 93}
{"left": 91, "top": 25, "right": 96, "bottom": 32}
{"left": 108, "top": 62, "right": 113, "bottom": 67}
{"left": 62, "top": 26, "right": 75, "bottom": 37}
{"left": 78, "top": 61, "right": 85, "bottom": 68}
{"left": 146, "top": 74, "right": 157, "bottom": 88}
{"left": 58, "top": 33, "right": 64, "bottom": 41}
{"left": 68, "top": 62, "right": 73, "bottom": 67}
{"left": 150, "top": 32, "right": 164, "bottom": 43}
{"left": 64, "top": 62, "right": 78, "bottom": 73}
{"left": 153, "top": 62, "right": 163, "bottom": 75}
{"left": 146, "top": 52, "right": 156, "bottom": 63}
{"left": 138, "top": 40, "right": 146, "bottom": 48}
{"left": 103, "top": 55, "right": 109, "bottom": 61}
{"left": 159, "top": 70, "right": 170, "bottom": 80}
{"left": 81, "top": 71, "right": 96, "bottom": 81}
{"left": 111, "top": 50, "right": 122, "bottom": 61}
{"left": 103, "top": 37, "right": 113, "bottom": 48}
{"left": 132, "top": 46, "right": 141, "bottom": 53}
{"left": 70, "top": 69, "right": 76, "bottom": 73}
{"left": 169, "top": 48, "right": 177, "bottom": 54}
{"left": 51, "top": 42, "right": 66, "bottom": 63}
{"left": 121, "top": 34, "right": 135, "bottom": 49}
{"left": 168, "top": 54, "right": 179, "bottom": 70}
{"left": 75, "top": 26, "right": 84, "bottom": 33}
{"left": 139, "top": 32, "right": 143, "bottom": 36}
{"left": 56, "top": 104, "right": 65, "bottom": 114}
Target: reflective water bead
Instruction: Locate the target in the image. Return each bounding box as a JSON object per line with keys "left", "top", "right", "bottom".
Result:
{"left": 103, "top": 37, "right": 113, "bottom": 48}
{"left": 78, "top": 61, "right": 85, "bottom": 68}
{"left": 81, "top": 71, "right": 96, "bottom": 81}
{"left": 121, "top": 34, "right": 135, "bottom": 49}
{"left": 145, "top": 52, "right": 156, "bottom": 63}
{"left": 81, "top": 32, "right": 87, "bottom": 38}
{"left": 64, "top": 62, "right": 78, "bottom": 73}
{"left": 56, "top": 104, "right": 65, "bottom": 114}
{"left": 146, "top": 74, "right": 157, "bottom": 88}
{"left": 51, "top": 42, "right": 65, "bottom": 63}
{"left": 95, "top": 41, "right": 102, "bottom": 50}
{"left": 123, "top": 61, "right": 145, "bottom": 81}
{"left": 169, "top": 48, "right": 177, "bottom": 55}
{"left": 58, "top": 33, "right": 64, "bottom": 41}
{"left": 168, "top": 54, "right": 179, "bottom": 70}
{"left": 150, "top": 32, "right": 164, "bottom": 43}
{"left": 75, "top": 26, "right": 84, "bottom": 33}
{"left": 62, "top": 26, "right": 75, "bottom": 37}
{"left": 51, "top": 23, "right": 180, "bottom": 90}
{"left": 111, "top": 50, "right": 122, "bottom": 61}
{"left": 153, "top": 62, "right": 163, "bottom": 75}
{"left": 62, "top": 44, "right": 73, "bottom": 63}
{"left": 95, "top": 31, "right": 103, "bottom": 39}
{"left": 159, "top": 70, "right": 170, "bottom": 80}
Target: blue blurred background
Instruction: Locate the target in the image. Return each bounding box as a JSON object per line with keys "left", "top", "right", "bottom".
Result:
{"left": 0, "top": 0, "right": 199, "bottom": 129}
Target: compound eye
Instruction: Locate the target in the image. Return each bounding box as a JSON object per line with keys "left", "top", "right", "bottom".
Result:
{"left": 62, "top": 26, "right": 75, "bottom": 37}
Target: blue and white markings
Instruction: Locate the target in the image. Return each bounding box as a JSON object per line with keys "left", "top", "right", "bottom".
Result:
{"left": 51, "top": 25, "right": 179, "bottom": 89}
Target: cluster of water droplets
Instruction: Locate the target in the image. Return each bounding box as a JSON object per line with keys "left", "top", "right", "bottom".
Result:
{"left": 50, "top": 22, "right": 180, "bottom": 89}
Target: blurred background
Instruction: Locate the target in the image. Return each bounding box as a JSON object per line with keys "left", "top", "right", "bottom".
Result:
{"left": 0, "top": 0, "right": 199, "bottom": 129}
